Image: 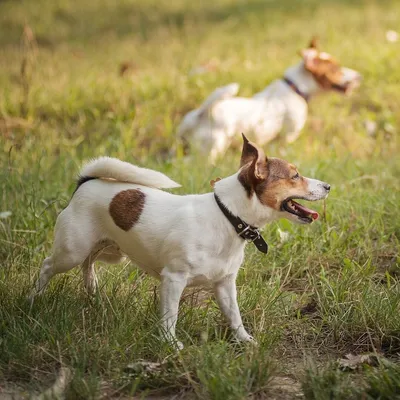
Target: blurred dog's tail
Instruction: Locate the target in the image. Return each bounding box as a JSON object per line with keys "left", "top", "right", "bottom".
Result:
{"left": 74, "top": 157, "right": 180, "bottom": 193}
{"left": 197, "top": 83, "right": 239, "bottom": 116}
{"left": 177, "top": 83, "right": 239, "bottom": 138}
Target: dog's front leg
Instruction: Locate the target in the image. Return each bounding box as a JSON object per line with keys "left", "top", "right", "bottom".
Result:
{"left": 160, "top": 271, "right": 187, "bottom": 350}
{"left": 214, "top": 274, "right": 255, "bottom": 343}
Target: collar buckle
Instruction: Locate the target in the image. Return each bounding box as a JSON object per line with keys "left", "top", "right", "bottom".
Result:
{"left": 237, "top": 224, "right": 250, "bottom": 236}
{"left": 249, "top": 229, "right": 261, "bottom": 243}
{"left": 238, "top": 225, "right": 260, "bottom": 243}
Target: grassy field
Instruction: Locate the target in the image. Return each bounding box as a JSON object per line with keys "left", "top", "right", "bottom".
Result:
{"left": 1, "top": 0, "right": 400, "bottom": 398}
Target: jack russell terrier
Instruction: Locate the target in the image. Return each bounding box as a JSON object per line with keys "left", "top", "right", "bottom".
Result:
{"left": 178, "top": 38, "right": 361, "bottom": 162}
{"left": 31, "top": 134, "right": 330, "bottom": 349}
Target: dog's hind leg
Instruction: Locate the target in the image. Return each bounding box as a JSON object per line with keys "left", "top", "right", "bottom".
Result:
{"left": 208, "top": 132, "right": 229, "bottom": 164}
{"left": 160, "top": 270, "right": 188, "bottom": 350}
{"left": 30, "top": 209, "right": 100, "bottom": 300}
{"left": 82, "top": 253, "right": 99, "bottom": 295}
{"left": 286, "top": 129, "right": 301, "bottom": 144}
{"left": 81, "top": 241, "right": 125, "bottom": 294}
{"left": 31, "top": 248, "right": 85, "bottom": 299}
{"left": 32, "top": 256, "right": 56, "bottom": 296}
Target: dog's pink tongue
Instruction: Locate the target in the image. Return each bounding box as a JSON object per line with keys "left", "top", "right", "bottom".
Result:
{"left": 294, "top": 202, "right": 319, "bottom": 220}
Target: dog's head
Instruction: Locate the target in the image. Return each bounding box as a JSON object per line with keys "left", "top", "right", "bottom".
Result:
{"left": 238, "top": 134, "right": 330, "bottom": 224}
{"left": 300, "top": 37, "right": 361, "bottom": 94}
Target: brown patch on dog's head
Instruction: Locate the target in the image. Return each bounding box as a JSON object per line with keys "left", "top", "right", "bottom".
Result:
{"left": 300, "top": 38, "right": 361, "bottom": 93}
{"left": 302, "top": 49, "right": 343, "bottom": 90}
{"left": 237, "top": 135, "right": 326, "bottom": 223}
{"left": 109, "top": 189, "right": 146, "bottom": 231}
{"left": 237, "top": 135, "right": 309, "bottom": 209}
{"left": 255, "top": 158, "right": 309, "bottom": 210}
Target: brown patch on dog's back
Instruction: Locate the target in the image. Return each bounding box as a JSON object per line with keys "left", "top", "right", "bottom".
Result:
{"left": 109, "top": 189, "right": 145, "bottom": 231}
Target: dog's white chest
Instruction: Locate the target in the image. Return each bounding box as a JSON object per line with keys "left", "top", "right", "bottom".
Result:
{"left": 185, "top": 245, "right": 245, "bottom": 286}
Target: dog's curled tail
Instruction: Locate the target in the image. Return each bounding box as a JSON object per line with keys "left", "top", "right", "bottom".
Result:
{"left": 198, "top": 83, "right": 239, "bottom": 116}
{"left": 177, "top": 83, "right": 239, "bottom": 138}
{"left": 78, "top": 157, "right": 181, "bottom": 189}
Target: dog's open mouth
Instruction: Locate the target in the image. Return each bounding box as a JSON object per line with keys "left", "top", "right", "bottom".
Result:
{"left": 333, "top": 79, "right": 360, "bottom": 95}
{"left": 281, "top": 199, "right": 319, "bottom": 223}
{"left": 332, "top": 82, "right": 350, "bottom": 94}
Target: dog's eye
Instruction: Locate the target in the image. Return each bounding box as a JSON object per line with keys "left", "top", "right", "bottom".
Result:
{"left": 292, "top": 173, "right": 300, "bottom": 180}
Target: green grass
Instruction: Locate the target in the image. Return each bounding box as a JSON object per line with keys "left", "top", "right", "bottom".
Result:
{"left": 1, "top": 0, "right": 400, "bottom": 398}
{"left": 302, "top": 361, "right": 400, "bottom": 400}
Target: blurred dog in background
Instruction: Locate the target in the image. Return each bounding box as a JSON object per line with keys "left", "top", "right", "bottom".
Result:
{"left": 178, "top": 38, "right": 361, "bottom": 162}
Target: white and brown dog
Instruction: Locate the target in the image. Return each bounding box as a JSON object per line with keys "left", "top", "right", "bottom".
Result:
{"left": 178, "top": 39, "right": 361, "bottom": 162}
{"left": 31, "top": 134, "right": 330, "bottom": 349}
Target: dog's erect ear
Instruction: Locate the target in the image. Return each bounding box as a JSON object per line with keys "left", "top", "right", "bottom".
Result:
{"left": 308, "top": 36, "right": 319, "bottom": 49}
{"left": 240, "top": 134, "right": 259, "bottom": 167}
{"left": 240, "top": 134, "right": 268, "bottom": 181}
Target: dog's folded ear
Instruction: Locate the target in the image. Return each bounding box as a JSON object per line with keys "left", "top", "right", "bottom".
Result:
{"left": 240, "top": 134, "right": 268, "bottom": 182}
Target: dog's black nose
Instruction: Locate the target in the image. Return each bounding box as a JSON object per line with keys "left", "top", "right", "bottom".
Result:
{"left": 324, "top": 183, "right": 331, "bottom": 191}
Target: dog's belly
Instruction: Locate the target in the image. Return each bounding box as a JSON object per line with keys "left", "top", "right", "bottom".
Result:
{"left": 116, "top": 239, "right": 164, "bottom": 279}
{"left": 121, "top": 246, "right": 243, "bottom": 285}
{"left": 186, "top": 266, "right": 238, "bottom": 287}
{"left": 186, "top": 274, "right": 213, "bottom": 287}
{"left": 185, "top": 249, "right": 245, "bottom": 287}
{"left": 111, "top": 233, "right": 244, "bottom": 286}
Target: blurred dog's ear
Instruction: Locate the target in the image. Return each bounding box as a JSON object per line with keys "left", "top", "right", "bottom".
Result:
{"left": 299, "top": 36, "right": 319, "bottom": 64}
{"left": 308, "top": 36, "right": 319, "bottom": 49}
{"left": 240, "top": 134, "right": 267, "bottom": 182}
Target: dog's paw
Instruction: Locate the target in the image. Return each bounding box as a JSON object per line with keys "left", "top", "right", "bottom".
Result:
{"left": 168, "top": 339, "right": 184, "bottom": 351}
{"left": 247, "top": 336, "right": 258, "bottom": 346}
{"left": 175, "top": 340, "right": 184, "bottom": 351}
{"left": 27, "top": 292, "right": 37, "bottom": 306}
{"left": 163, "top": 336, "right": 184, "bottom": 351}
{"left": 235, "top": 332, "right": 258, "bottom": 346}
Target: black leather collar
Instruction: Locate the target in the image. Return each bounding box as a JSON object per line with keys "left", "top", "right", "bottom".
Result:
{"left": 283, "top": 77, "right": 309, "bottom": 102}
{"left": 214, "top": 194, "right": 268, "bottom": 254}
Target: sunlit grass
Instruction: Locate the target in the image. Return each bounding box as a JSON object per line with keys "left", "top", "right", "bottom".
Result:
{"left": 1, "top": 0, "right": 400, "bottom": 398}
